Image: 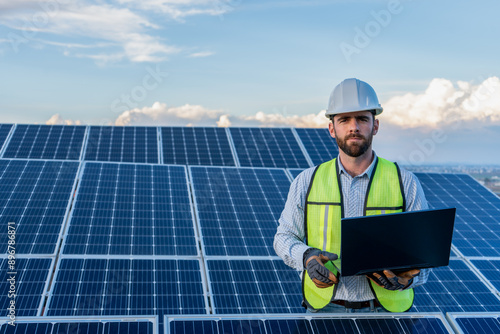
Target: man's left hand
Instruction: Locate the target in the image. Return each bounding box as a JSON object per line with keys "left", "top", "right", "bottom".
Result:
{"left": 367, "top": 269, "right": 420, "bottom": 290}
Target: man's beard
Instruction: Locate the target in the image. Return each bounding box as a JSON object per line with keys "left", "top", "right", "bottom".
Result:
{"left": 335, "top": 131, "right": 374, "bottom": 157}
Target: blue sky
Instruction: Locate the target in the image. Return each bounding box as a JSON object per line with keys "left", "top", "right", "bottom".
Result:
{"left": 1, "top": 0, "right": 500, "bottom": 165}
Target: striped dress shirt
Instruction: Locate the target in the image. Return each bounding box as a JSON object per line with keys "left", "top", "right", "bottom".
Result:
{"left": 274, "top": 153, "right": 430, "bottom": 302}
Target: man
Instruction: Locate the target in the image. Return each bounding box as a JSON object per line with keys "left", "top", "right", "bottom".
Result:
{"left": 274, "top": 78, "right": 429, "bottom": 313}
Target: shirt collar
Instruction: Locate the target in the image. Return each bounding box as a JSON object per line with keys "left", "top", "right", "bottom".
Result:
{"left": 337, "top": 151, "right": 378, "bottom": 179}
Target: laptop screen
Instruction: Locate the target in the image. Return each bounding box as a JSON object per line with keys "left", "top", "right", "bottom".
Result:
{"left": 340, "top": 208, "right": 456, "bottom": 276}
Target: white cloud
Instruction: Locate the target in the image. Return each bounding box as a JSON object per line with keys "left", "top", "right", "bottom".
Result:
{"left": 383, "top": 77, "right": 500, "bottom": 128}
{"left": 188, "top": 51, "right": 215, "bottom": 58}
{"left": 46, "top": 113, "right": 82, "bottom": 125}
{"left": 114, "top": 101, "right": 330, "bottom": 128}
{"left": 0, "top": 0, "right": 228, "bottom": 62}
{"left": 240, "top": 111, "right": 329, "bottom": 128}
{"left": 116, "top": 0, "right": 233, "bottom": 20}
{"left": 114, "top": 101, "right": 226, "bottom": 126}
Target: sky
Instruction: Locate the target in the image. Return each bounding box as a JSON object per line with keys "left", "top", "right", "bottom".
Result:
{"left": 1, "top": 0, "right": 500, "bottom": 165}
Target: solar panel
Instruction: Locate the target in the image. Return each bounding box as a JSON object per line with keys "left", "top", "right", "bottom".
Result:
{"left": 0, "top": 317, "right": 156, "bottom": 334}
{"left": 0, "top": 258, "right": 53, "bottom": 317}
{"left": 0, "top": 124, "right": 13, "bottom": 153}
{"left": 161, "top": 127, "right": 235, "bottom": 166}
{"left": 469, "top": 259, "right": 500, "bottom": 293}
{"left": 447, "top": 313, "right": 500, "bottom": 334}
{"left": 287, "top": 168, "right": 305, "bottom": 180}
{"left": 62, "top": 162, "right": 197, "bottom": 256}
{"left": 0, "top": 159, "right": 79, "bottom": 255}
{"left": 84, "top": 126, "right": 159, "bottom": 163}
{"left": 229, "top": 128, "right": 310, "bottom": 168}
{"left": 206, "top": 259, "right": 304, "bottom": 314}
{"left": 3, "top": 124, "right": 86, "bottom": 160}
{"left": 295, "top": 128, "right": 339, "bottom": 166}
{"left": 416, "top": 173, "right": 500, "bottom": 257}
{"left": 412, "top": 259, "right": 500, "bottom": 313}
{"left": 46, "top": 258, "right": 207, "bottom": 317}
{"left": 190, "top": 166, "right": 290, "bottom": 256}
{"left": 165, "top": 314, "right": 453, "bottom": 334}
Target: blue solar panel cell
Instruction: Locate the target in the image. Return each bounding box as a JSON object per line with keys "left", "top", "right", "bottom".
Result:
{"left": 219, "top": 320, "right": 266, "bottom": 334}
{"left": 105, "top": 321, "right": 154, "bottom": 334}
{"left": 470, "top": 259, "right": 500, "bottom": 293}
{"left": 295, "top": 128, "right": 339, "bottom": 166}
{"left": 0, "top": 320, "right": 154, "bottom": 334}
{"left": 190, "top": 167, "right": 290, "bottom": 256}
{"left": 47, "top": 258, "right": 207, "bottom": 317}
{"left": 0, "top": 160, "right": 78, "bottom": 255}
{"left": 3, "top": 125, "right": 86, "bottom": 160}
{"left": 162, "top": 127, "right": 235, "bottom": 166}
{"left": 454, "top": 316, "right": 500, "bottom": 334}
{"left": 169, "top": 319, "right": 219, "bottom": 334}
{"left": 85, "top": 126, "right": 158, "bottom": 163}
{"left": 0, "top": 258, "right": 52, "bottom": 317}
{"left": 63, "top": 162, "right": 197, "bottom": 256}
{"left": 412, "top": 259, "right": 500, "bottom": 313}
{"left": 0, "top": 124, "right": 13, "bottom": 152}
{"left": 0, "top": 322, "right": 52, "bottom": 334}
{"left": 207, "top": 259, "right": 304, "bottom": 314}
{"left": 265, "top": 319, "right": 313, "bottom": 334}
{"left": 229, "top": 128, "right": 310, "bottom": 168}
{"left": 310, "top": 319, "right": 359, "bottom": 333}
{"left": 416, "top": 173, "right": 500, "bottom": 257}
{"left": 398, "top": 317, "right": 451, "bottom": 334}
{"left": 288, "top": 168, "right": 305, "bottom": 180}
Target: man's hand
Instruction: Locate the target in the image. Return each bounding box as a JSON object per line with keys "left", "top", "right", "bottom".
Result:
{"left": 367, "top": 269, "right": 420, "bottom": 290}
{"left": 303, "top": 248, "right": 339, "bottom": 288}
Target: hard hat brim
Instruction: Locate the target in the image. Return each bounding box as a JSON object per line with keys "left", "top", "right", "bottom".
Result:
{"left": 325, "top": 106, "right": 383, "bottom": 118}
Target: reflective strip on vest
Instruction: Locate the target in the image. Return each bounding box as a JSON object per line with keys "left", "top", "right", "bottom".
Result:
{"left": 302, "top": 157, "right": 414, "bottom": 312}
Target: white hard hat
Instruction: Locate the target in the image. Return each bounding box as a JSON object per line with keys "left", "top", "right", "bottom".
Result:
{"left": 325, "top": 78, "right": 383, "bottom": 118}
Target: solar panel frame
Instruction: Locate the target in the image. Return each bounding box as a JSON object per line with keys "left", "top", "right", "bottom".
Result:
{"left": 0, "top": 159, "right": 81, "bottom": 256}
{"left": 294, "top": 128, "right": 339, "bottom": 166}
{"left": 164, "top": 313, "right": 455, "bottom": 334}
{"left": 0, "top": 124, "right": 14, "bottom": 157}
{"left": 0, "top": 256, "right": 54, "bottom": 317}
{"left": 468, "top": 258, "right": 500, "bottom": 296}
{"left": 0, "top": 316, "right": 158, "bottom": 334}
{"left": 446, "top": 312, "right": 500, "bottom": 334}
{"left": 83, "top": 126, "right": 159, "bottom": 164}
{"left": 189, "top": 165, "right": 291, "bottom": 257}
{"left": 287, "top": 168, "right": 306, "bottom": 181}
{"left": 60, "top": 161, "right": 200, "bottom": 256}
{"left": 2, "top": 124, "right": 87, "bottom": 160}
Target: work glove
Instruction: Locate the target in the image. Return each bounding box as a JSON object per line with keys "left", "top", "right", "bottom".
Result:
{"left": 367, "top": 269, "right": 420, "bottom": 291}
{"left": 303, "top": 248, "right": 339, "bottom": 288}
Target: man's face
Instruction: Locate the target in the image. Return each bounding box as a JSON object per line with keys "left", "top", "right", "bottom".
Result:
{"left": 328, "top": 111, "right": 379, "bottom": 157}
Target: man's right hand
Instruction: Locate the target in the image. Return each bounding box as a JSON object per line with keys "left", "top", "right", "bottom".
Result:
{"left": 303, "top": 248, "right": 339, "bottom": 288}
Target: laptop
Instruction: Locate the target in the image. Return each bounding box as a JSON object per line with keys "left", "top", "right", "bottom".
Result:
{"left": 339, "top": 208, "right": 456, "bottom": 276}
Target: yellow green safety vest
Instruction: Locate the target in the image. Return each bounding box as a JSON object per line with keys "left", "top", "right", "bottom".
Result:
{"left": 302, "top": 157, "right": 414, "bottom": 312}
